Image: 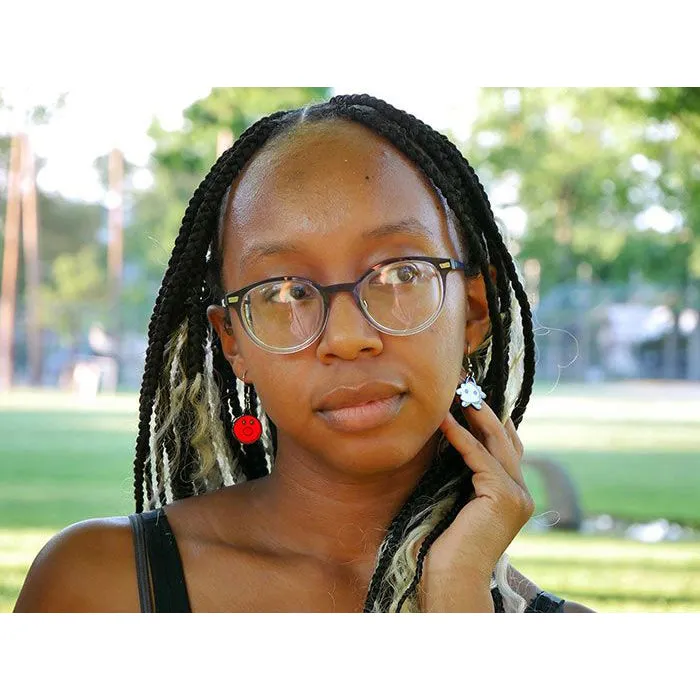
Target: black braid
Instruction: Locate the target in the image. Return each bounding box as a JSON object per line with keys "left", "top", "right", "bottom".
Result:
{"left": 173, "top": 294, "right": 211, "bottom": 490}
{"left": 133, "top": 141, "right": 249, "bottom": 511}
{"left": 439, "top": 147, "right": 535, "bottom": 426}
{"left": 456, "top": 157, "right": 536, "bottom": 427}
{"left": 206, "top": 239, "right": 274, "bottom": 484}
{"left": 362, "top": 455, "right": 465, "bottom": 611}
{"left": 133, "top": 111, "right": 290, "bottom": 511}
{"left": 210, "top": 331, "right": 246, "bottom": 476}
{"left": 239, "top": 383, "right": 270, "bottom": 479}
{"left": 134, "top": 155, "right": 242, "bottom": 510}
{"left": 395, "top": 472, "right": 473, "bottom": 612}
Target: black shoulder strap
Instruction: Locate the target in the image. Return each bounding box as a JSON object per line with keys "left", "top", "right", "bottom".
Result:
{"left": 491, "top": 584, "right": 565, "bottom": 613}
{"left": 128, "top": 513, "right": 154, "bottom": 613}
{"left": 525, "top": 590, "right": 566, "bottom": 613}
{"left": 137, "top": 509, "right": 192, "bottom": 613}
{"left": 491, "top": 585, "right": 505, "bottom": 612}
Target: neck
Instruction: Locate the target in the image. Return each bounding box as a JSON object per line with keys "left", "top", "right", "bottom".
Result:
{"left": 242, "top": 432, "right": 440, "bottom": 567}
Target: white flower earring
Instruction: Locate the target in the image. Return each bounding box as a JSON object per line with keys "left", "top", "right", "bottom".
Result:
{"left": 455, "top": 347, "right": 487, "bottom": 410}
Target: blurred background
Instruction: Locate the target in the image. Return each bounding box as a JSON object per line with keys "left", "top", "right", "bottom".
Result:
{"left": 1, "top": 87, "right": 698, "bottom": 612}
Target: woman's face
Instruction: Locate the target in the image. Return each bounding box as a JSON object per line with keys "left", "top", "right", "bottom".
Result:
{"left": 210, "top": 119, "right": 490, "bottom": 478}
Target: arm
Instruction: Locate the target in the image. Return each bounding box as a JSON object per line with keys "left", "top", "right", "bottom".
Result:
{"left": 507, "top": 563, "right": 596, "bottom": 613}
{"left": 13, "top": 517, "right": 140, "bottom": 613}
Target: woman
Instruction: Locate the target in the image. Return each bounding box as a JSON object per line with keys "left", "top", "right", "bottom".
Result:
{"left": 14, "top": 94, "right": 594, "bottom": 613}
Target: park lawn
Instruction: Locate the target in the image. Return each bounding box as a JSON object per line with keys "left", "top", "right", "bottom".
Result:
{"left": 507, "top": 531, "right": 700, "bottom": 612}
{"left": 518, "top": 381, "right": 700, "bottom": 528}
{"left": 1, "top": 384, "right": 699, "bottom": 612}
{"left": 0, "top": 400, "right": 137, "bottom": 531}
{"left": 523, "top": 450, "right": 700, "bottom": 528}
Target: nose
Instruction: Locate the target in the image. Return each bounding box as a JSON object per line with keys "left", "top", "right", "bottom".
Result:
{"left": 315, "top": 291, "right": 383, "bottom": 361}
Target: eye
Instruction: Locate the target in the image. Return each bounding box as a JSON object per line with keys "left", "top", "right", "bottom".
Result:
{"left": 372, "top": 261, "right": 423, "bottom": 285}
{"left": 394, "top": 264, "right": 420, "bottom": 283}
{"left": 262, "top": 281, "right": 313, "bottom": 302}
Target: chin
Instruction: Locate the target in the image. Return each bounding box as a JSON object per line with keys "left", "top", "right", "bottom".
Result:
{"left": 322, "top": 437, "right": 428, "bottom": 480}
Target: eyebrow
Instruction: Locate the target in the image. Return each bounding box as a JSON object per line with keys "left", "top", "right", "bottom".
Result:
{"left": 238, "top": 217, "right": 436, "bottom": 270}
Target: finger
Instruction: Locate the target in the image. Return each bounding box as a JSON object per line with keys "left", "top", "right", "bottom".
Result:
{"left": 504, "top": 418, "right": 524, "bottom": 459}
{"left": 439, "top": 412, "right": 535, "bottom": 525}
{"left": 459, "top": 402, "right": 527, "bottom": 490}
{"left": 439, "top": 411, "right": 507, "bottom": 479}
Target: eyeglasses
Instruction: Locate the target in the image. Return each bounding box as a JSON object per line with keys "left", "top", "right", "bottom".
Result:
{"left": 221, "top": 256, "right": 480, "bottom": 354}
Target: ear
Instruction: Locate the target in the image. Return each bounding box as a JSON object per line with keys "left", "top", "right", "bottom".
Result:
{"left": 207, "top": 305, "right": 248, "bottom": 381}
{"left": 463, "top": 264, "right": 498, "bottom": 355}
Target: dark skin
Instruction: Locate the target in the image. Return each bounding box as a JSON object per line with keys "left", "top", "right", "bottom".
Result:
{"left": 13, "top": 120, "right": 593, "bottom": 612}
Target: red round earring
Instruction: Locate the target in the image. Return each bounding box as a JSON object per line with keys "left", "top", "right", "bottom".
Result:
{"left": 232, "top": 370, "right": 263, "bottom": 445}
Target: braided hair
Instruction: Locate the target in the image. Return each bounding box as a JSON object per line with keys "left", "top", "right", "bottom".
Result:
{"left": 133, "top": 94, "right": 536, "bottom": 613}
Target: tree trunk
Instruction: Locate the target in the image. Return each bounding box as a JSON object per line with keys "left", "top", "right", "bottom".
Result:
{"left": 107, "top": 147, "right": 124, "bottom": 389}
{"left": 0, "top": 135, "right": 22, "bottom": 391}
{"left": 20, "top": 133, "right": 42, "bottom": 386}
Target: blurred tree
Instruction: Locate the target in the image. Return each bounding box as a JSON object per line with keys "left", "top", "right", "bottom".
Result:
{"left": 126, "top": 87, "right": 331, "bottom": 294}
{"left": 39, "top": 245, "right": 107, "bottom": 360}
{"left": 468, "top": 89, "right": 644, "bottom": 294}
{"left": 36, "top": 191, "right": 103, "bottom": 262}
{"left": 617, "top": 87, "right": 700, "bottom": 139}
{"left": 614, "top": 87, "right": 700, "bottom": 378}
{"left": 1, "top": 137, "right": 103, "bottom": 264}
{"left": 468, "top": 87, "right": 700, "bottom": 380}
{"left": 1, "top": 94, "right": 67, "bottom": 387}
{"left": 467, "top": 88, "right": 700, "bottom": 295}
{"left": 1, "top": 134, "right": 104, "bottom": 385}
{"left": 614, "top": 87, "right": 700, "bottom": 281}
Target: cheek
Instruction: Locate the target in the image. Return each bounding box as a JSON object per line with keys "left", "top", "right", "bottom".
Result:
{"left": 246, "top": 361, "right": 308, "bottom": 426}
{"left": 396, "top": 323, "right": 464, "bottom": 418}
{"left": 416, "top": 298, "right": 467, "bottom": 403}
{"left": 438, "top": 280, "right": 467, "bottom": 347}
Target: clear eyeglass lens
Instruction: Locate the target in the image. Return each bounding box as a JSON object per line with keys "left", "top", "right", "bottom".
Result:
{"left": 243, "top": 260, "right": 442, "bottom": 350}
{"left": 361, "top": 260, "right": 442, "bottom": 332}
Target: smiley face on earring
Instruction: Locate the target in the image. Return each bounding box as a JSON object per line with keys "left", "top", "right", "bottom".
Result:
{"left": 456, "top": 378, "right": 487, "bottom": 410}
{"left": 233, "top": 415, "right": 262, "bottom": 444}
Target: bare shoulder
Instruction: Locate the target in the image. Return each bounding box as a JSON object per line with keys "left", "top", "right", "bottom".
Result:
{"left": 13, "top": 515, "right": 141, "bottom": 613}
{"left": 507, "top": 563, "right": 596, "bottom": 613}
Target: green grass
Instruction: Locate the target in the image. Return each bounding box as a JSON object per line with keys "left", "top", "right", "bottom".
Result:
{"left": 522, "top": 450, "right": 700, "bottom": 528}
{"left": 520, "top": 380, "right": 700, "bottom": 528}
{"left": 0, "top": 393, "right": 137, "bottom": 531}
{"left": 2, "top": 382, "right": 699, "bottom": 612}
{"left": 507, "top": 531, "right": 700, "bottom": 612}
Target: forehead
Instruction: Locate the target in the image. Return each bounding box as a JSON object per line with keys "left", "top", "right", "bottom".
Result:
{"left": 219, "top": 119, "right": 460, "bottom": 283}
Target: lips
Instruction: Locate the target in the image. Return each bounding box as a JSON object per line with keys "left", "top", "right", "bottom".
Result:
{"left": 316, "top": 393, "right": 407, "bottom": 432}
{"left": 315, "top": 380, "right": 407, "bottom": 412}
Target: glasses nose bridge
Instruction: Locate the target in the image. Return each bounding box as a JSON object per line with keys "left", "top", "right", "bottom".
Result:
{"left": 322, "top": 279, "right": 362, "bottom": 296}
{"left": 320, "top": 279, "right": 367, "bottom": 316}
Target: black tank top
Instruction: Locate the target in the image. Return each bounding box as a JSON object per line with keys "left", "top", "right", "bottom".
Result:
{"left": 128, "top": 508, "right": 566, "bottom": 613}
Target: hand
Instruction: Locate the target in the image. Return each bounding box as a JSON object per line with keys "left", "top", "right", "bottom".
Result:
{"left": 420, "top": 400, "right": 535, "bottom": 612}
